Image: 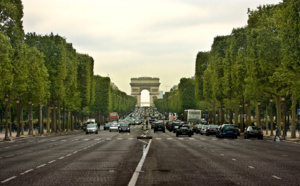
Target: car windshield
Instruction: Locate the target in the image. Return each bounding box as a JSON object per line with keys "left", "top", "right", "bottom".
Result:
{"left": 224, "top": 126, "right": 235, "bottom": 129}
{"left": 87, "top": 124, "right": 96, "bottom": 128}
{"left": 202, "top": 125, "right": 208, "bottom": 129}
{"left": 180, "top": 127, "right": 189, "bottom": 129}
{"left": 210, "top": 125, "right": 218, "bottom": 128}
{"left": 252, "top": 127, "right": 261, "bottom": 131}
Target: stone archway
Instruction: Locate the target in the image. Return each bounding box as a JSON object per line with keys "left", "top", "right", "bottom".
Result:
{"left": 130, "top": 77, "right": 160, "bottom": 107}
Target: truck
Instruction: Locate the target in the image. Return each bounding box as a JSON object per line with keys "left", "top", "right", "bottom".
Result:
{"left": 184, "top": 109, "right": 202, "bottom": 124}
{"left": 109, "top": 112, "right": 119, "bottom": 122}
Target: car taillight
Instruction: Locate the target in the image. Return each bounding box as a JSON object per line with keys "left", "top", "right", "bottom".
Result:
{"left": 249, "top": 130, "right": 252, "bottom": 133}
{"left": 177, "top": 130, "right": 181, "bottom": 132}
{"left": 209, "top": 129, "right": 212, "bottom": 131}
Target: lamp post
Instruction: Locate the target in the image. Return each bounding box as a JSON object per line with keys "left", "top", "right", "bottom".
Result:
{"left": 245, "top": 101, "right": 248, "bottom": 128}
{"left": 16, "top": 96, "right": 20, "bottom": 137}
{"left": 269, "top": 97, "right": 274, "bottom": 136}
{"left": 281, "top": 95, "right": 286, "bottom": 140}
{"left": 4, "top": 94, "right": 10, "bottom": 141}
{"left": 239, "top": 102, "right": 242, "bottom": 132}
{"left": 257, "top": 99, "right": 261, "bottom": 127}
{"left": 28, "top": 98, "right": 33, "bottom": 135}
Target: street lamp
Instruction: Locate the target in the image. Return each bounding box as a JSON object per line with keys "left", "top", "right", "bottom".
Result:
{"left": 239, "top": 102, "right": 243, "bottom": 132}
{"left": 281, "top": 95, "right": 286, "bottom": 140}
{"left": 245, "top": 101, "right": 248, "bottom": 128}
{"left": 16, "top": 96, "right": 20, "bottom": 137}
{"left": 269, "top": 97, "right": 274, "bottom": 136}
{"left": 3, "top": 94, "right": 10, "bottom": 141}
{"left": 28, "top": 98, "right": 33, "bottom": 135}
{"left": 257, "top": 99, "right": 261, "bottom": 126}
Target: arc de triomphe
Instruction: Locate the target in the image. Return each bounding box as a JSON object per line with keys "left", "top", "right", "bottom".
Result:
{"left": 130, "top": 77, "right": 160, "bottom": 107}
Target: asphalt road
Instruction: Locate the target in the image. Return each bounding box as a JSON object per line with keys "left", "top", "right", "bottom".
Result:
{"left": 1, "top": 126, "right": 299, "bottom": 186}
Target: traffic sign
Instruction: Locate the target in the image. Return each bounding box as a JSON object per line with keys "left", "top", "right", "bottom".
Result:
{"left": 297, "top": 109, "right": 300, "bottom": 115}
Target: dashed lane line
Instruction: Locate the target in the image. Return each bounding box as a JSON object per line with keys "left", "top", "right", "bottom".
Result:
{"left": 48, "top": 160, "right": 56, "bottom": 164}
{"left": 272, "top": 175, "right": 281, "bottom": 180}
{"left": 20, "top": 169, "right": 33, "bottom": 175}
{"left": 248, "top": 166, "right": 255, "bottom": 169}
{"left": 36, "top": 164, "right": 46, "bottom": 168}
{"left": 1, "top": 176, "right": 17, "bottom": 183}
{"left": 232, "top": 159, "right": 237, "bottom": 161}
{"left": 58, "top": 157, "right": 65, "bottom": 160}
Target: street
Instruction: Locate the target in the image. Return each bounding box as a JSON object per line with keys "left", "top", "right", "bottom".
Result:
{"left": 0, "top": 125, "right": 299, "bottom": 186}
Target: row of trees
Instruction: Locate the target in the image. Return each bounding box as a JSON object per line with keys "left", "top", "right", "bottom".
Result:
{"left": 0, "top": 0, "right": 136, "bottom": 139}
{"left": 155, "top": 0, "right": 299, "bottom": 137}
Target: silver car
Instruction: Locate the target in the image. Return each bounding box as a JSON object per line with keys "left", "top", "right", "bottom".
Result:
{"left": 86, "top": 124, "right": 98, "bottom": 134}
{"left": 200, "top": 125, "right": 208, "bottom": 135}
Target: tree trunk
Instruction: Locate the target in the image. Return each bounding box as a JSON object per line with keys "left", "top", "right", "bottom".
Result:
{"left": 291, "top": 95, "right": 296, "bottom": 138}
{"left": 275, "top": 95, "right": 281, "bottom": 135}
{"left": 234, "top": 108, "right": 238, "bottom": 127}
{"left": 39, "top": 104, "right": 43, "bottom": 135}
{"left": 47, "top": 102, "right": 50, "bottom": 133}
{"left": 20, "top": 104, "right": 24, "bottom": 135}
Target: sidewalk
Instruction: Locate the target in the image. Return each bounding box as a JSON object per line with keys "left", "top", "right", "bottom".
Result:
{"left": 0, "top": 129, "right": 80, "bottom": 141}
{"left": 262, "top": 129, "right": 300, "bottom": 143}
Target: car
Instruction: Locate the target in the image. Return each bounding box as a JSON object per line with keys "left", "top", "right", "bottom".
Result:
{"left": 172, "top": 121, "right": 185, "bottom": 133}
{"left": 86, "top": 124, "right": 98, "bottom": 134}
{"left": 206, "top": 124, "right": 218, "bottom": 136}
{"left": 244, "top": 126, "right": 263, "bottom": 140}
{"left": 104, "top": 122, "right": 111, "bottom": 130}
{"left": 200, "top": 125, "right": 208, "bottom": 135}
{"left": 216, "top": 124, "right": 234, "bottom": 138}
{"left": 119, "top": 123, "right": 130, "bottom": 133}
{"left": 195, "top": 124, "right": 203, "bottom": 134}
{"left": 82, "top": 123, "right": 87, "bottom": 131}
{"left": 109, "top": 123, "right": 119, "bottom": 132}
{"left": 218, "top": 125, "right": 238, "bottom": 139}
{"left": 176, "top": 125, "right": 192, "bottom": 137}
{"left": 153, "top": 121, "right": 165, "bottom": 133}
{"left": 234, "top": 126, "right": 241, "bottom": 136}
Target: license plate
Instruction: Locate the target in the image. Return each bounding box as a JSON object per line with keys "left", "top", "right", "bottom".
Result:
{"left": 182, "top": 132, "right": 186, "bottom": 134}
{"left": 254, "top": 131, "right": 258, "bottom": 133}
{"left": 228, "top": 131, "right": 232, "bottom": 133}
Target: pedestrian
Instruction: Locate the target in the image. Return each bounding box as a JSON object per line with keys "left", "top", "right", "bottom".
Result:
{"left": 273, "top": 126, "right": 282, "bottom": 142}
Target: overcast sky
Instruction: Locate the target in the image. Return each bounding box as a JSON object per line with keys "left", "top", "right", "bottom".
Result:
{"left": 23, "top": 0, "right": 282, "bottom": 103}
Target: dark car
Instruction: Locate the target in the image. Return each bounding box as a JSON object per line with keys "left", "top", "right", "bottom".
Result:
{"left": 218, "top": 125, "right": 238, "bottom": 139}
{"left": 206, "top": 124, "right": 218, "bottom": 136}
{"left": 119, "top": 123, "right": 130, "bottom": 133}
{"left": 176, "top": 125, "right": 192, "bottom": 137}
{"left": 104, "top": 123, "right": 111, "bottom": 130}
{"left": 172, "top": 121, "right": 185, "bottom": 133}
{"left": 244, "top": 126, "right": 263, "bottom": 140}
{"left": 153, "top": 121, "right": 166, "bottom": 133}
{"left": 195, "top": 124, "right": 203, "bottom": 134}
{"left": 216, "top": 124, "right": 234, "bottom": 138}
{"left": 234, "top": 126, "right": 241, "bottom": 136}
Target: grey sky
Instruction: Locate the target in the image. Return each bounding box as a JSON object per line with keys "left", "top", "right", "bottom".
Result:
{"left": 22, "top": 0, "right": 282, "bottom": 101}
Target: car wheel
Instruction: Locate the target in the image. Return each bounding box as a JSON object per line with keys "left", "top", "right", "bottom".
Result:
{"left": 261, "top": 136, "right": 263, "bottom": 140}
{"left": 86, "top": 132, "right": 88, "bottom": 135}
{"left": 235, "top": 136, "right": 237, "bottom": 139}
{"left": 244, "top": 135, "right": 246, "bottom": 139}
{"left": 220, "top": 134, "right": 223, "bottom": 139}
{"left": 206, "top": 133, "right": 209, "bottom": 136}
{"left": 96, "top": 132, "right": 98, "bottom": 134}
{"left": 188, "top": 134, "right": 191, "bottom": 137}
{"left": 200, "top": 132, "right": 202, "bottom": 135}
{"left": 176, "top": 133, "right": 178, "bottom": 137}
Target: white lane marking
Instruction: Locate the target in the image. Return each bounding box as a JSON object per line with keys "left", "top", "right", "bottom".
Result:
{"left": 66, "top": 154, "right": 72, "bottom": 157}
{"left": 21, "top": 169, "right": 33, "bottom": 175}
{"left": 5, "top": 147, "right": 11, "bottom": 149}
{"left": 232, "top": 159, "right": 237, "bottom": 161}
{"left": 1, "top": 176, "right": 17, "bottom": 183}
{"left": 156, "top": 138, "right": 161, "bottom": 140}
{"left": 167, "top": 138, "right": 173, "bottom": 140}
{"left": 220, "top": 154, "right": 224, "bottom": 156}
{"left": 58, "top": 157, "right": 65, "bottom": 160}
{"left": 138, "top": 139, "right": 148, "bottom": 145}
{"left": 37, "top": 164, "right": 46, "bottom": 168}
{"left": 272, "top": 175, "right": 281, "bottom": 179}
{"left": 129, "top": 138, "right": 134, "bottom": 140}
{"left": 128, "top": 139, "right": 152, "bottom": 186}
{"left": 48, "top": 160, "right": 56, "bottom": 164}
{"left": 117, "top": 138, "right": 123, "bottom": 140}
{"left": 73, "top": 151, "right": 78, "bottom": 154}
{"left": 61, "top": 140, "right": 67, "bottom": 142}
{"left": 190, "top": 138, "right": 195, "bottom": 140}
{"left": 212, "top": 139, "right": 217, "bottom": 141}
{"left": 6, "top": 154, "right": 14, "bottom": 158}
{"left": 178, "top": 138, "right": 184, "bottom": 140}
{"left": 51, "top": 140, "right": 56, "bottom": 142}
{"left": 106, "top": 138, "right": 112, "bottom": 140}
{"left": 94, "top": 138, "right": 101, "bottom": 141}
{"left": 248, "top": 166, "right": 255, "bottom": 169}
{"left": 83, "top": 139, "right": 89, "bottom": 141}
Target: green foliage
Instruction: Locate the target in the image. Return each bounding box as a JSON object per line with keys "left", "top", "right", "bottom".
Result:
{"left": 195, "top": 52, "right": 209, "bottom": 101}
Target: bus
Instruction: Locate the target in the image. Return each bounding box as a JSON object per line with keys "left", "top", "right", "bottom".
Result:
{"left": 109, "top": 112, "right": 119, "bottom": 122}
{"left": 184, "top": 109, "right": 202, "bottom": 124}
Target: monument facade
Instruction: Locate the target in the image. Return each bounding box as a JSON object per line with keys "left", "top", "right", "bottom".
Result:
{"left": 130, "top": 77, "right": 160, "bottom": 107}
